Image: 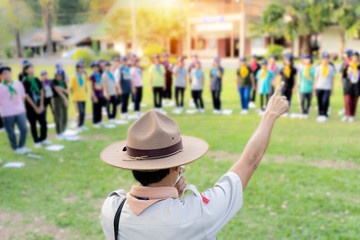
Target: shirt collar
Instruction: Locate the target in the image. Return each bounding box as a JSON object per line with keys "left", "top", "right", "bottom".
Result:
{"left": 126, "top": 185, "right": 178, "bottom": 216}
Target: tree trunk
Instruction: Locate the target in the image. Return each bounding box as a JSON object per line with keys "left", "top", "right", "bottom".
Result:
{"left": 15, "top": 28, "right": 23, "bottom": 58}
{"left": 44, "top": 1, "right": 53, "bottom": 56}
{"left": 339, "top": 30, "right": 345, "bottom": 60}
{"left": 270, "top": 36, "right": 274, "bottom": 45}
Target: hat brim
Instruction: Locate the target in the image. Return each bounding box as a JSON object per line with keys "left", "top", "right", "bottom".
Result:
{"left": 100, "top": 136, "right": 209, "bottom": 170}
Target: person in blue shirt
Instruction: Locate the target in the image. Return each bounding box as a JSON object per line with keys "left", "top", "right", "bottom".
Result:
{"left": 256, "top": 59, "right": 274, "bottom": 112}
{"left": 298, "top": 55, "right": 315, "bottom": 118}
{"left": 210, "top": 57, "right": 224, "bottom": 114}
{"left": 117, "top": 56, "right": 132, "bottom": 119}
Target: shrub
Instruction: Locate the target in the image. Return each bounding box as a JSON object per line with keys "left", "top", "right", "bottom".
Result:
{"left": 4, "top": 46, "right": 13, "bottom": 58}
{"left": 72, "top": 49, "right": 94, "bottom": 66}
{"left": 24, "top": 48, "right": 33, "bottom": 58}
{"left": 142, "top": 43, "right": 166, "bottom": 60}
{"left": 99, "top": 49, "right": 121, "bottom": 61}
{"left": 266, "top": 44, "right": 284, "bottom": 59}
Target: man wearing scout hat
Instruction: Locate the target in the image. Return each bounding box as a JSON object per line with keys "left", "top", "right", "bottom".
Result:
{"left": 100, "top": 83, "right": 289, "bottom": 240}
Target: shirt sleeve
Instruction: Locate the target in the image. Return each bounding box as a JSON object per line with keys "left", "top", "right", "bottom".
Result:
{"left": 200, "top": 172, "right": 243, "bottom": 238}
{"left": 18, "top": 82, "right": 26, "bottom": 99}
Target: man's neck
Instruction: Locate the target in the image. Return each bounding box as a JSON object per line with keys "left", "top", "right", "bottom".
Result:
{"left": 4, "top": 79, "right": 11, "bottom": 84}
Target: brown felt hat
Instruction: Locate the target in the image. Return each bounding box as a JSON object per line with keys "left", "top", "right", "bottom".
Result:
{"left": 100, "top": 110, "right": 209, "bottom": 170}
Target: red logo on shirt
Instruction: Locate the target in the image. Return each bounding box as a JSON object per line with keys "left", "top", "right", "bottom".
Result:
{"left": 200, "top": 193, "right": 210, "bottom": 204}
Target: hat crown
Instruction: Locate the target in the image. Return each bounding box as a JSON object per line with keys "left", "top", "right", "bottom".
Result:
{"left": 126, "top": 110, "right": 182, "bottom": 150}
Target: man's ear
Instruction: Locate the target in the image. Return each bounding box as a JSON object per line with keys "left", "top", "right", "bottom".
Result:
{"left": 171, "top": 166, "right": 180, "bottom": 173}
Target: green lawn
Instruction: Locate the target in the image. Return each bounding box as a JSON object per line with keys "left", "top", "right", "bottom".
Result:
{"left": 1, "top": 64, "right": 360, "bottom": 240}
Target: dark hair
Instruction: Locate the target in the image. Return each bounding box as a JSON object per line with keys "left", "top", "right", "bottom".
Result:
{"left": 23, "top": 64, "right": 33, "bottom": 77}
{"left": 132, "top": 169, "right": 170, "bottom": 186}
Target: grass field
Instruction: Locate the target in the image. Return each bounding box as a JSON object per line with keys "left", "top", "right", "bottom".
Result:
{"left": 1, "top": 63, "right": 360, "bottom": 240}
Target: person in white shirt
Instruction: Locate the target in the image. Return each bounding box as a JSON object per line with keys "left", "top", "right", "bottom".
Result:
{"left": 172, "top": 56, "right": 187, "bottom": 114}
{"left": 100, "top": 82, "right": 289, "bottom": 240}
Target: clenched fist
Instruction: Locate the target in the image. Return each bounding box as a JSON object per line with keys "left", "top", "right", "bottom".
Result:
{"left": 266, "top": 82, "right": 289, "bottom": 118}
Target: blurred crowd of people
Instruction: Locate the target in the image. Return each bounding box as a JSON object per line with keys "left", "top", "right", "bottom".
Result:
{"left": 0, "top": 49, "right": 359, "bottom": 154}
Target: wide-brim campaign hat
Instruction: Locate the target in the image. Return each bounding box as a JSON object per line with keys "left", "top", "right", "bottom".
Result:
{"left": 101, "top": 110, "right": 209, "bottom": 170}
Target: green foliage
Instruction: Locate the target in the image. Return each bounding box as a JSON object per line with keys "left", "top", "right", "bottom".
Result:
{"left": 3, "top": 46, "right": 13, "bottom": 58}
{"left": 142, "top": 43, "right": 166, "bottom": 60}
{"left": 266, "top": 44, "right": 284, "bottom": 59}
{"left": 72, "top": 49, "right": 94, "bottom": 66}
{"left": 23, "top": 232, "right": 55, "bottom": 240}
{"left": 24, "top": 48, "right": 33, "bottom": 58}
{"left": 98, "top": 49, "right": 120, "bottom": 61}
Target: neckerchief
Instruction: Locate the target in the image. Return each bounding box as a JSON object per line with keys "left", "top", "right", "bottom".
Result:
{"left": 42, "top": 79, "right": 51, "bottom": 87}
{"left": 58, "top": 80, "right": 66, "bottom": 88}
{"left": 211, "top": 67, "right": 218, "bottom": 78}
{"left": 179, "top": 67, "right": 185, "bottom": 79}
{"left": 321, "top": 64, "right": 329, "bottom": 78}
{"left": 304, "top": 65, "right": 313, "bottom": 80}
{"left": 94, "top": 72, "right": 102, "bottom": 85}
{"left": 284, "top": 65, "right": 291, "bottom": 78}
{"left": 194, "top": 69, "right": 202, "bottom": 79}
{"left": 155, "top": 64, "right": 162, "bottom": 75}
{"left": 75, "top": 72, "right": 84, "bottom": 87}
{"left": 260, "top": 68, "right": 268, "bottom": 79}
{"left": 126, "top": 185, "right": 178, "bottom": 216}
{"left": 24, "top": 76, "right": 40, "bottom": 94}
{"left": 347, "top": 62, "right": 359, "bottom": 83}
{"left": 240, "top": 65, "right": 249, "bottom": 78}
{"left": 137, "top": 67, "right": 142, "bottom": 77}
{"left": 2, "top": 80, "right": 17, "bottom": 98}
{"left": 106, "top": 71, "right": 115, "bottom": 83}
{"left": 250, "top": 62, "right": 258, "bottom": 71}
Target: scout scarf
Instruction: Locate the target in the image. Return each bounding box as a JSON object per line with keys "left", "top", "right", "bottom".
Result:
{"left": 94, "top": 72, "right": 102, "bottom": 84}
{"left": 179, "top": 67, "right": 185, "bottom": 79}
{"left": 24, "top": 76, "right": 40, "bottom": 94}
{"left": 58, "top": 79, "right": 66, "bottom": 88}
{"left": 126, "top": 185, "right": 179, "bottom": 216}
{"left": 194, "top": 69, "right": 202, "bottom": 79}
{"left": 2, "top": 80, "right": 17, "bottom": 98}
{"left": 347, "top": 62, "right": 359, "bottom": 83}
{"left": 260, "top": 68, "right": 268, "bottom": 79}
{"left": 211, "top": 67, "right": 218, "bottom": 78}
{"left": 284, "top": 65, "right": 291, "bottom": 78}
{"left": 42, "top": 79, "right": 51, "bottom": 87}
{"left": 240, "top": 65, "right": 249, "bottom": 78}
{"left": 321, "top": 64, "right": 329, "bottom": 78}
{"left": 137, "top": 67, "right": 142, "bottom": 77}
{"left": 75, "top": 72, "right": 84, "bottom": 87}
{"left": 250, "top": 62, "right": 257, "bottom": 71}
{"left": 106, "top": 71, "right": 115, "bottom": 83}
{"left": 155, "top": 64, "right": 162, "bottom": 75}
{"left": 304, "top": 65, "right": 313, "bottom": 80}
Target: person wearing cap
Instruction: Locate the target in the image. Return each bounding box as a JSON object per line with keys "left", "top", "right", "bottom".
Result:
{"left": 279, "top": 54, "right": 297, "bottom": 116}
{"left": 249, "top": 55, "right": 260, "bottom": 108}
{"left": 298, "top": 55, "right": 315, "bottom": 118}
{"left": 23, "top": 64, "right": 51, "bottom": 148}
{"left": 268, "top": 54, "right": 280, "bottom": 96}
{"left": 70, "top": 62, "right": 88, "bottom": 131}
{"left": 112, "top": 57, "right": 120, "bottom": 74}
{"left": 51, "top": 69, "right": 69, "bottom": 140}
{"left": 98, "top": 59, "right": 105, "bottom": 75}
{"left": 149, "top": 54, "right": 166, "bottom": 113}
{"left": 115, "top": 56, "right": 132, "bottom": 119}
{"left": 256, "top": 59, "right": 274, "bottom": 113}
{"left": 313, "top": 52, "right": 336, "bottom": 122}
{"left": 89, "top": 61, "right": 105, "bottom": 128}
{"left": 0, "top": 66, "right": 31, "bottom": 154}
{"left": 40, "top": 70, "right": 54, "bottom": 122}
{"left": 236, "top": 57, "right": 254, "bottom": 114}
{"left": 341, "top": 51, "right": 360, "bottom": 122}
{"left": 130, "top": 57, "right": 143, "bottom": 115}
{"left": 18, "top": 59, "right": 30, "bottom": 82}
{"left": 210, "top": 57, "right": 224, "bottom": 114}
{"left": 172, "top": 56, "right": 187, "bottom": 114}
{"left": 55, "top": 63, "right": 69, "bottom": 82}
{"left": 338, "top": 49, "right": 354, "bottom": 115}
{"left": 103, "top": 61, "right": 119, "bottom": 122}
{"left": 100, "top": 82, "right": 289, "bottom": 240}
{"left": 190, "top": 60, "right": 205, "bottom": 113}
{"left": 162, "top": 52, "right": 175, "bottom": 107}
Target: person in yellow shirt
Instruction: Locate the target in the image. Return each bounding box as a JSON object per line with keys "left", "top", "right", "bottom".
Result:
{"left": 70, "top": 62, "right": 88, "bottom": 131}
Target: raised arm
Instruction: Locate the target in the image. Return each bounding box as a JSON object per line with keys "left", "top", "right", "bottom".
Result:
{"left": 229, "top": 82, "right": 289, "bottom": 190}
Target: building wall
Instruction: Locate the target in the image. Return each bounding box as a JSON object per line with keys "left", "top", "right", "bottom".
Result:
{"left": 320, "top": 27, "right": 342, "bottom": 57}
{"left": 345, "top": 39, "right": 360, "bottom": 53}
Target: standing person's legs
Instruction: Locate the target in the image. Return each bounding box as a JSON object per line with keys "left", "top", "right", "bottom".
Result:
{"left": 27, "top": 110, "right": 40, "bottom": 143}
{"left": 2, "top": 115, "right": 17, "bottom": 150}
{"left": 16, "top": 113, "right": 28, "bottom": 148}
{"left": 153, "top": 88, "right": 160, "bottom": 108}
{"left": 305, "top": 93, "right": 312, "bottom": 114}
{"left": 106, "top": 98, "right": 112, "bottom": 119}
{"left": 77, "top": 102, "right": 86, "bottom": 127}
{"left": 53, "top": 98, "right": 62, "bottom": 134}
{"left": 239, "top": 87, "right": 245, "bottom": 109}
{"left": 112, "top": 96, "right": 118, "bottom": 119}
{"left": 37, "top": 111, "right": 47, "bottom": 142}
{"left": 217, "top": 90, "right": 221, "bottom": 110}
{"left": 344, "top": 94, "right": 351, "bottom": 117}
{"left": 350, "top": 95, "right": 359, "bottom": 117}
{"left": 300, "top": 93, "right": 306, "bottom": 114}
{"left": 0, "top": 115, "right": 3, "bottom": 129}
{"left": 175, "top": 87, "right": 180, "bottom": 107}
{"left": 179, "top": 88, "right": 184, "bottom": 107}
{"left": 121, "top": 93, "right": 130, "bottom": 113}
{"left": 198, "top": 90, "right": 204, "bottom": 109}
{"left": 135, "top": 87, "right": 142, "bottom": 112}
{"left": 251, "top": 81, "right": 257, "bottom": 102}
{"left": 322, "top": 90, "right": 331, "bottom": 117}
{"left": 211, "top": 91, "right": 216, "bottom": 110}
{"left": 244, "top": 86, "right": 251, "bottom": 110}
{"left": 93, "top": 98, "right": 102, "bottom": 124}
{"left": 191, "top": 90, "right": 199, "bottom": 109}
{"left": 316, "top": 90, "right": 324, "bottom": 116}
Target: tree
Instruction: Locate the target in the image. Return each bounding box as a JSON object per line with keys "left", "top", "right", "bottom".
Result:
{"left": 39, "top": 0, "right": 54, "bottom": 56}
